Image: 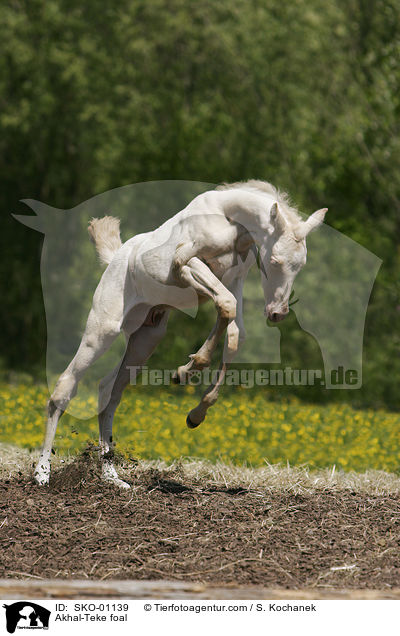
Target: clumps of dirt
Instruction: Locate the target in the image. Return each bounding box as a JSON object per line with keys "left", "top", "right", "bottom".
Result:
{"left": 49, "top": 445, "right": 103, "bottom": 492}
{"left": 49, "top": 444, "right": 136, "bottom": 493}
{"left": 1, "top": 450, "right": 400, "bottom": 588}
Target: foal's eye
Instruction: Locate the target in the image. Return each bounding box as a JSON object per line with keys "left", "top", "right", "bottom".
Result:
{"left": 270, "top": 257, "right": 280, "bottom": 266}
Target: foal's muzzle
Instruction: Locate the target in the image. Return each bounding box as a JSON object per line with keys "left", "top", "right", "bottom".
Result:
{"left": 265, "top": 305, "right": 289, "bottom": 323}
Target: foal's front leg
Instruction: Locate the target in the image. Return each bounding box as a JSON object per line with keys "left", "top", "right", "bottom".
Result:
{"left": 172, "top": 254, "right": 237, "bottom": 379}
{"left": 179, "top": 257, "right": 238, "bottom": 320}
{"left": 173, "top": 236, "right": 253, "bottom": 385}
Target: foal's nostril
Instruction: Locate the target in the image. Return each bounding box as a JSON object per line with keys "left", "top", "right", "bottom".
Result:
{"left": 269, "top": 310, "right": 288, "bottom": 323}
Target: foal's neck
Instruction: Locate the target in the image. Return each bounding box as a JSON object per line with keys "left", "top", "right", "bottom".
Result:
{"left": 219, "top": 188, "right": 275, "bottom": 241}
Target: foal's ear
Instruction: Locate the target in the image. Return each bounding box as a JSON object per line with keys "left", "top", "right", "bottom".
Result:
{"left": 294, "top": 208, "right": 327, "bottom": 240}
{"left": 270, "top": 202, "right": 287, "bottom": 234}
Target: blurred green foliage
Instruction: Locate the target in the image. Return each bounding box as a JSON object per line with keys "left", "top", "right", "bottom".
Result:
{"left": 0, "top": 0, "right": 399, "bottom": 408}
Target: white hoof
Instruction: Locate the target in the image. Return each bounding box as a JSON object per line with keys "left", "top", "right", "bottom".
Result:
{"left": 103, "top": 476, "right": 131, "bottom": 489}
{"left": 34, "top": 462, "right": 50, "bottom": 486}
{"left": 101, "top": 461, "right": 131, "bottom": 489}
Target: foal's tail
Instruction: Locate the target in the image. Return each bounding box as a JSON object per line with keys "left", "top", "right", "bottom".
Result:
{"left": 88, "top": 216, "right": 122, "bottom": 266}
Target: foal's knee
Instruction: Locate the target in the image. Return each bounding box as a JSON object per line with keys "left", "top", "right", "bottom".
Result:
{"left": 173, "top": 242, "right": 196, "bottom": 269}
{"left": 218, "top": 294, "right": 237, "bottom": 320}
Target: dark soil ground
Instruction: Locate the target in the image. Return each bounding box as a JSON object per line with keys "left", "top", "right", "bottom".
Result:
{"left": 1, "top": 452, "right": 400, "bottom": 589}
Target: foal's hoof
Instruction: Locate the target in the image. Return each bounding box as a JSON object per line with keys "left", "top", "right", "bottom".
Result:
{"left": 34, "top": 463, "right": 50, "bottom": 486}
{"left": 173, "top": 366, "right": 189, "bottom": 384}
{"left": 103, "top": 476, "right": 131, "bottom": 490}
{"left": 101, "top": 461, "right": 131, "bottom": 489}
{"left": 34, "top": 473, "right": 50, "bottom": 486}
{"left": 186, "top": 414, "right": 201, "bottom": 429}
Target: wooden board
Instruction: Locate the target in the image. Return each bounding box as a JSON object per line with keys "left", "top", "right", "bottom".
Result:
{"left": 0, "top": 579, "right": 399, "bottom": 600}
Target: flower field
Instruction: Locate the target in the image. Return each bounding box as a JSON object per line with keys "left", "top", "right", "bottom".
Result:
{"left": 1, "top": 382, "right": 400, "bottom": 473}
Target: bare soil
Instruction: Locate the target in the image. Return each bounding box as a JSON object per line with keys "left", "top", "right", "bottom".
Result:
{"left": 1, "top": 451, "right": 400, "bottom": 589}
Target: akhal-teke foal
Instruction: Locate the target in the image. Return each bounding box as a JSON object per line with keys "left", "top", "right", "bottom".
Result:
{"left": 34, "top": 180, "right": 327, "bottom": 488}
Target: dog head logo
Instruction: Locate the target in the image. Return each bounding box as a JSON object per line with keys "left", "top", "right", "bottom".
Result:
{"left": 3, "top": 602, "right": 50, "bottom": 633}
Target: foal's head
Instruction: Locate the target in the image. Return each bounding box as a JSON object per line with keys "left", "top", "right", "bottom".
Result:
{"left": 261, "top": 202, "right": 327, "bottom": 323}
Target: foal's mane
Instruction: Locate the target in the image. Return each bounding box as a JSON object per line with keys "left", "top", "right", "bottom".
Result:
{"left": 216, "top": 179, "right": 302, "bottom": 225}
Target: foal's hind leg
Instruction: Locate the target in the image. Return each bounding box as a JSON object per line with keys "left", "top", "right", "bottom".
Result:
{"left": 34, "top": 310, "right": 121, "bottom": 485}
{"left": 173, "top": 314, "right": 228, "bottom": 383}
{"left": 98, "top": 310, "right": 169, "bottom": 488}
{"left": 186, "top": 277, "right": 246, "bottom": 428}
{"left": 186, "top": 361, "right": 228, "bottom": 428}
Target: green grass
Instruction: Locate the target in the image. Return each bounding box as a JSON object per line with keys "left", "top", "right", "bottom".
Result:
{"left": 1, "top": 382, "right": 400, "bottom": 473}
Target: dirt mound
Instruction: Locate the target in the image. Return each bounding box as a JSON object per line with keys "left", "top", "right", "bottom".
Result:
{"left": 1, "top": 453, "right": 400, "bottom": 588}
